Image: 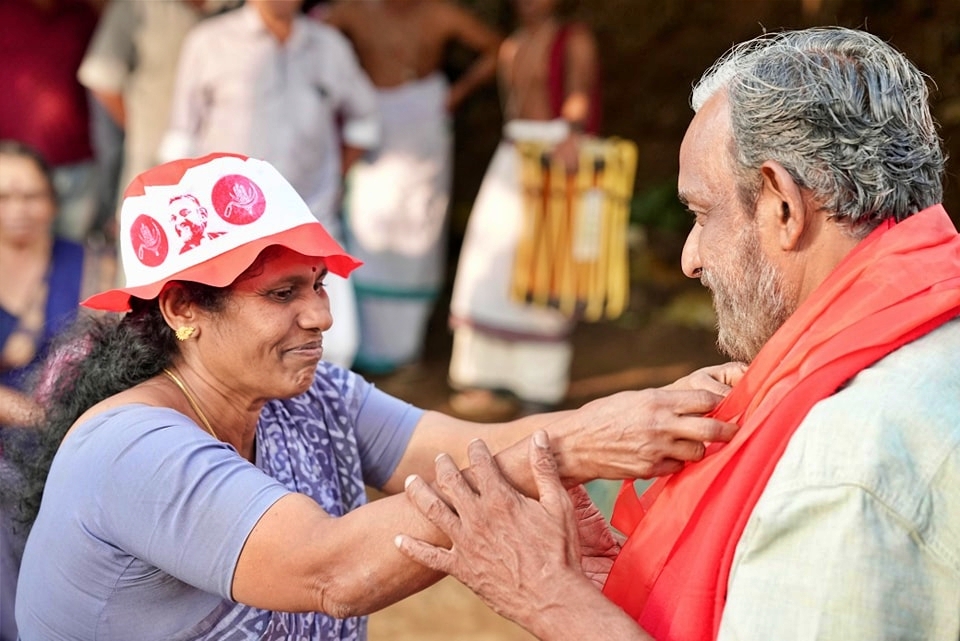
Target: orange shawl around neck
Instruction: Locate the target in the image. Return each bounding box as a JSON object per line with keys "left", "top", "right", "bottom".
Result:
{"left": 602, "top": 205, "right": 960, "bottom": 641}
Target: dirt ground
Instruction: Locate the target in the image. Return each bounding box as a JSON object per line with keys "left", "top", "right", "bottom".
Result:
{"left": 361, "top": 239, "right": 724, "bottom": 640}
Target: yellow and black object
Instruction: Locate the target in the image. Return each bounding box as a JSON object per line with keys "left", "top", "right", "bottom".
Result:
{"left": 511, "top": 137, "right": 638, "bottom": 321}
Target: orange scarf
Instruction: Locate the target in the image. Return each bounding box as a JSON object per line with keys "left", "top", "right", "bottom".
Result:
{"left": 602, "top": 205, "right": 960, "bottom": 641}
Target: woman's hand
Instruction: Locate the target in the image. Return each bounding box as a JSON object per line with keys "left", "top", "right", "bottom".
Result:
{"left": 552, "top": 386, "right": 738, "bottom": 484}
{"left": 663, "top": 361, "right": 747, "bottom": 396}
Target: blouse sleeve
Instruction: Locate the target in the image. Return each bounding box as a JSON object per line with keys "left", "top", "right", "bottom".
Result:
{"left": 321, "top": 364, "right": 424, "bottom": 490}
{"left": 89, "top": 407, "right": 291, "bottom": 598}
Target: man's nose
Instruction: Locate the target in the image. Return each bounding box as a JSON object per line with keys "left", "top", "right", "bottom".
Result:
{"left": 681, "top": 224, "right": 703, "bottom": 278}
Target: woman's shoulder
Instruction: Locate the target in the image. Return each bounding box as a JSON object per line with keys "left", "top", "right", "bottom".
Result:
{"left": 65, "top": 402, "right": 202, "bottom": 452}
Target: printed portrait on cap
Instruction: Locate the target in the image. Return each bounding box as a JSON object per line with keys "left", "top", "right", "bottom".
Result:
{"left": 83, "top": 152, "right": 362, "bottom": 312}
{"left": 169, "top": 193, "right": 227, "bottom": 253}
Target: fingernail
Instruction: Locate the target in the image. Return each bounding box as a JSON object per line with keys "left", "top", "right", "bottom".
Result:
{"left": 404, "top": 474, "right": 418, "bottom": 489}
{"left": 394, "top": 535, "right": 403, "bottom": 548}
{"left": 533, "top": 430, "right": 548, "bottom": 448}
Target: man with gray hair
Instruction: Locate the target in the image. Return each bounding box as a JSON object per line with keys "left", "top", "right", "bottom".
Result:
{"left": 394, "top": 27, "right": 960, "bottom": 641}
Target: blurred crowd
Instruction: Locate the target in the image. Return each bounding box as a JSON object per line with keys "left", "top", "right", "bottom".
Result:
{"left": 1, "top": 1, "right": 602, "bottom": 635}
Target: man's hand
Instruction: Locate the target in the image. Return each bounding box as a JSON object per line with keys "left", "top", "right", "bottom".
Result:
{"left": 396, "top": 433, "right": 655, "bottom": 641}
{"left": 568, "top": 484, "right": 621, "bottom": 589}
{"left": 396, "top": 433, "right": 588, "bottom": 631}
{"left": 552, "top": 134, "right": 582, "bottom": 174}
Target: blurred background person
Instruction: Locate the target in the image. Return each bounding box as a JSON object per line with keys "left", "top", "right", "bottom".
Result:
{"left": 447, "top": 0, "right": 601, "bottom": 419}
{"left": 0, "top": 141, "right": 115, "bottom": 427}
{"left": 0, "top": 140, "right": 114, "bottom": 641}
{"left": 0, "top": 0, "right": 103, "bottom": 243}
{"left": 318, "top": 0, "right": 501, "bottom": 375}
{"left": 77, "top": 0, "right": 242, "bottom": 241}
{"left": 159, "top": 0, "right": 380, "bottom": 369}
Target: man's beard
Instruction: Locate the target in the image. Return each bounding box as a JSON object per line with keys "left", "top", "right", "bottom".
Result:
{"left": 701, "top": 226, "right": 794, "bottom": 363}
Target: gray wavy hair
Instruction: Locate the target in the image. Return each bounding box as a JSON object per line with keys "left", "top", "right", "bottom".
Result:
{"left": 692, "top": 27, "right": 945, "bottom": 237}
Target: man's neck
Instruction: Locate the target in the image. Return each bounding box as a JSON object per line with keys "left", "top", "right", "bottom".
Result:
{"left": 792, "top": 215, "right": 862, "bottom": 309}
{"left": 255, "top": 4, "right": 295, "bottom": 43}
{"left": 519, "top": 14, "right": 557, "bottom": 32}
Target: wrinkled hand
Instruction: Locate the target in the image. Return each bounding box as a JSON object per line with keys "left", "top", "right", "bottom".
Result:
{"left": 663, "top": 361, "right": 747, "bottom": 396}
{"left": 568, "top": 484, "right": 621, "bottom": 589}
{"left": 559, "top": 387, "right": 738, "bottom": 483}
{"left": 396, "top": 433, "right": 586, "bottom": 626}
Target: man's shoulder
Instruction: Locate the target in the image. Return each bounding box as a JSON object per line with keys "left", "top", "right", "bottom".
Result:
{"left": 770, "top": 317, "right": 960, "bottom": 511}
{"left": 298, "top": 14, "right": 353, "bottom": 49}
{"left": 185, "top": 5, "right": 244, "bottom": 38}
{"left": 826, "top": 315, "right": 960, "bottom": 426}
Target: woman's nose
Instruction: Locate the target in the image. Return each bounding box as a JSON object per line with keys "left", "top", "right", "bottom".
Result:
{"left": 303, "top": 290, "right": 334, "bottom": 333}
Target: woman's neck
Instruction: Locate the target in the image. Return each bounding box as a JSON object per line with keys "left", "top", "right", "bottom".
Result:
{"left": 0, "top": 235, "right": 54, "bottom": 258}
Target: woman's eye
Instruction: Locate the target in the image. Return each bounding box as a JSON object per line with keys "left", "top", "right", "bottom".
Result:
{"left": 272, "top": 288, "right": 294, "bottom": 301}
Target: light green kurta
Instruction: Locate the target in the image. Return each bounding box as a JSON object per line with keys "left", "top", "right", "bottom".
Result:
{"left": 719, "top": 318, "right": 960, "bottom": 640}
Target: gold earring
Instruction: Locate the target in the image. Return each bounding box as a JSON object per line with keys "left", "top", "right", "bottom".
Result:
{"left": 175, "top": 326, "right": 196, "bottom": 341}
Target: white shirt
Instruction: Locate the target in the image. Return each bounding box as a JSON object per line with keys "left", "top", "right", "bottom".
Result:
{"left": 160, "top": 4, "right": 380, "bottom": 232}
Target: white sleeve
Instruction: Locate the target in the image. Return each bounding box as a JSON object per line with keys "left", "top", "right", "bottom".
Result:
{"left": 77, "top": 0, "right": 138, "bottom": 93}
{"left": 327, "top": 29, "right": 381, "bottom": 149}
{"left": 157, "top": 27, "right": 206, "bottom": 161}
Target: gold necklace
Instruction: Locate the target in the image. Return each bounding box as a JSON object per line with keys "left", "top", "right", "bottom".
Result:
{"left": 161, "top": 368, "right": 219, "bottom": 440}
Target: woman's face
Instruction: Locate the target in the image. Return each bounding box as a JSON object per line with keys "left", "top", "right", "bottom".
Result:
{"left": 198, "top": 247, "right": 334, "bottom": 402}
{"left": 0, "top": 153, "right": 56, "bottom": 246}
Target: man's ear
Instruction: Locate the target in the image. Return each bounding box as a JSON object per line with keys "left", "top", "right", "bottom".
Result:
{"left": 757, "top": 160, "right": 807, "bottom": 251}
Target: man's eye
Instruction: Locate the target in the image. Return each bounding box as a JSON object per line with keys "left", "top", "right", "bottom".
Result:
{"left": 687, "top": 209, "right": 706, "bottom": 226}
{"left": 313, "top": 279, "right": 326, "bottom": 293}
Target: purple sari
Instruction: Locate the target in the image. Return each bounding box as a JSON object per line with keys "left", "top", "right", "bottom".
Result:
{"left": 199, "top": 363, "right": 369, "bottom": 640}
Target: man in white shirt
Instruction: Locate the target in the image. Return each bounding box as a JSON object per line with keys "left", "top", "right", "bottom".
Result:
{"left": 160, "top": 0, "right": 382, "bottom": 368}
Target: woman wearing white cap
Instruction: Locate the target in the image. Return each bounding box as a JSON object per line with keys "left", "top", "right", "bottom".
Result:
{"left": 7, "top": 153, "right": 740, "bottom": 640}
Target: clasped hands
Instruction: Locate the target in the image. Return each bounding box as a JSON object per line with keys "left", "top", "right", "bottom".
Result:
{"left": 394, "top": 362, "right": 745, "bottom": 632}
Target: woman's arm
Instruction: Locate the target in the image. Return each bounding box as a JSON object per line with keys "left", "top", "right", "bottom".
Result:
{"left": 233, "top": 363, "right": 742, "bottom": 615}
{"left": 386, "top": 361, "right": 744, "bottom": 496}
{"left": 232, "top": 490, "right": 449, "bottom": 616}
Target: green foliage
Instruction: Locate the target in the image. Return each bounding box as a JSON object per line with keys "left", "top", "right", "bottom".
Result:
{"left": 629, "top": 180, "right": 690, "bottom": 232}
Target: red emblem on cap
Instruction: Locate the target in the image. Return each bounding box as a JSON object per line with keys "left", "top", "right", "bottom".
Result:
{"left": 130, "top": 214, "right": 169, "bottom": 267}
{"left": 211, "top": 174, "right": 266, "bottom": 225}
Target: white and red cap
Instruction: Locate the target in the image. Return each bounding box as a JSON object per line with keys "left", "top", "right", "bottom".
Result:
{"left": 82, "top": 152, "right": 361, "bottom": 312}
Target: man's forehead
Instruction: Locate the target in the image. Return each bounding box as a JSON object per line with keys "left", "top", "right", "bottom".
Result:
{"left": 678, "top": 91, "right": 734, "bottom": 204}
{"left": 681, "top": 92, "right": 731, "bottom": 158}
